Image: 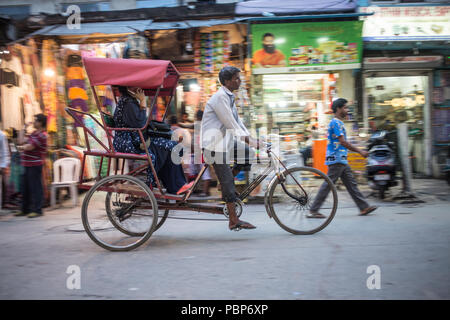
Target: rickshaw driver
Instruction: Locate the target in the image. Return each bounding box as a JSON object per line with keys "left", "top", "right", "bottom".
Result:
{"left": 201, "top": 66, "right": 262, "bottom": 231}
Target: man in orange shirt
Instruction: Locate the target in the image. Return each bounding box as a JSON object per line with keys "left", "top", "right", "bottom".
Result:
{"left": 252, "top": 33, "right": 286, "bottom": 68}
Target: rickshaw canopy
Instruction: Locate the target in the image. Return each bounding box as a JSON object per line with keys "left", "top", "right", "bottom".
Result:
{"left": 82, "top": 57, "right": 180, "bottom": 94}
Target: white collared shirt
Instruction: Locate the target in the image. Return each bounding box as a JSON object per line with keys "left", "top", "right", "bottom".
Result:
{"left": 201, "top": 86, "right": 249, "bottom": 152}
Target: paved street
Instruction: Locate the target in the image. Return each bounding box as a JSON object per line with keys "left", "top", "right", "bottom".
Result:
{"left": 0, "top": 179, "right": 449, "bottom": 300}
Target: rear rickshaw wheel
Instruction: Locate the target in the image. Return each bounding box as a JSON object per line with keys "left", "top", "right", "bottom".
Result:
{"left": 106, "top": 192, "right": 169, "bottom": 234}
{"left": 82, "top": 175, "right": 158, "bottom": 251}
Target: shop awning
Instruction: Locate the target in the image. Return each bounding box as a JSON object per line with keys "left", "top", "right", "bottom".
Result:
{"left": 363, "top": 56, "right": 443, "bottom": 70}
{"left": 30, "top": 18, "right": 247, "bottom": 37}
{"left": 30, "top": 19, "right": 155, "bottom": 36}
{"left": 235, "top": 0, "right": 356, "bottom": 15}
{"left": 83, "top": 57, "right": 179, "bottom": 94}
{"left": 147, "top": 18, "right": 248, "bottom": 30}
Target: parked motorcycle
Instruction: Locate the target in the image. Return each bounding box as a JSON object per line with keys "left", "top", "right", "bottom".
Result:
{"left": 366, "top": 131, "right": 398, "bottom": 199}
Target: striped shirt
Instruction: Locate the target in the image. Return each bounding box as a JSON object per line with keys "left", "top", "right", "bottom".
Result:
{"left": 21, "top": 130, "right": 47, "bottom": 167}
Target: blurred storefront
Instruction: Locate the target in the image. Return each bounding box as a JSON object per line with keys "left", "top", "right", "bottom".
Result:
{"left": 0, "top": 14, "right": 252, "bottom": 204}
{"left": 360, "top": 5, "right": 450, "bottom": 177}
{"left": 0, "top": 20, "right": 155, "bottom": 206}
{"left": 136, "top": 20, "right": 249, "bottom": 124}
{"left": 249, "top": 20, "right": 365, "bottom": 172}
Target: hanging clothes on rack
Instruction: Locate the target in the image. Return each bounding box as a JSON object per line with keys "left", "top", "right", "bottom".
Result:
{"left": 41, "top": 40, "right": 58, "bottom": 133}
{"left": 17, "top": 44, "right": 41, "bottom": 129}
{"left": 0, "top": 47, "right": 24, "bottom": 131}
{"left": 27, "top": 39, "right": 42, "bottom": 110}
{"left": 65, "top": 51, "right": 89, "bottom": 127}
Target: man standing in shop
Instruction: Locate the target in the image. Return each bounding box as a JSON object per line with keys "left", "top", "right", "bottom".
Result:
{"left": 201, "top": 66, "right": 261, "bottom": 231}
{"left": 252, "top": 33, "right": 286, "bottom": 68}
{"left": 308, "top": 98, "right": 377, "bottom": 218}
{"left": 15, "top": 114, "right": 48, "bottom": 218}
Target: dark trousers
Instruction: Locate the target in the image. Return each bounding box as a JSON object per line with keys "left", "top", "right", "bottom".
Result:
{"left": 149, "top": 143, "right": 186, "bottom": 194}
{"left": 21, "top": 165, "right": 44, "bottom": 214}
{"left": 310, "top": 163, "right": 369, "bottom": 212}
{"left": 203, "top": 142, "right": 254, "bottom": 203}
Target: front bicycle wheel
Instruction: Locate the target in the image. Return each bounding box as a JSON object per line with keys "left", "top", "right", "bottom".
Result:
{"left": 82, "top": 175, "right": 158, "bottom": 251}
{"left": 267, "top": 166, "right": 337, "bottom": 235}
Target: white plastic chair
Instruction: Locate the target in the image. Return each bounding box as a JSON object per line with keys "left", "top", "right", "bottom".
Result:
{"left": 50, "top": 157, "right": 81, "bottom": 208}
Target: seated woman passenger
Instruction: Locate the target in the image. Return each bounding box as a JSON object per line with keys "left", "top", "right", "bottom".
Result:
{"left": 113, "top": 86, "right": 188, "bottom": 194}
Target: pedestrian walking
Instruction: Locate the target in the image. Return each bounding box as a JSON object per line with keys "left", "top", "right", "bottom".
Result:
{"left": 15, "top": 114, "right": 48, "bottom": 218}
{"left": 309, "top": 98, "right": 377, "bottom": 218}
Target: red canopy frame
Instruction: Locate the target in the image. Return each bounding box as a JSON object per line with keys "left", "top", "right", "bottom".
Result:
{"left": 66, "top": 57, "right": 181, "bottom": 195}
{"left": 83, "top": 57, "right": 179, "bottom": 89}
{"left": 82, "top": 57, "right": 180, "bottom": 149}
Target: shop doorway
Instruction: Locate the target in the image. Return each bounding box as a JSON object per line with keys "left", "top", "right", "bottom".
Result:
{"left": 363, "top": 71, "right": 431, "bottom": 176}
{"left": 257, "top": 73, "right": 339, "bottom": 153}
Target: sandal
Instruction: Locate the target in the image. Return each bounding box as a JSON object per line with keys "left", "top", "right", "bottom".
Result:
{"left": 176, "top": 181, "right": 195, "bottom": 195}
{"left": 307, "top": 211, "right": 327, "bottom": 219}
{"left": 359, "top": 206, "right": 378, "bottom": 216}
{"left": 229, "top": 220, "right": 256, "bottom": 231}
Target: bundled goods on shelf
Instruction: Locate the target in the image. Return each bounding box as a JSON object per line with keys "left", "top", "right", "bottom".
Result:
{"left": 194, "top": 32, "right": 230, "bottom": 73}
{"left": 212, "top": 31, "right": 230, "bottom": 72}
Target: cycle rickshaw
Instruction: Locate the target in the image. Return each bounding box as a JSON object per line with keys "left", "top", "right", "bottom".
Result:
{"left": 66, "top": 57, "right": 338, "bottom": 251}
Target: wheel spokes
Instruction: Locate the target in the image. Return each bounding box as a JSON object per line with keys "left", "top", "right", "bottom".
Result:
{"left": 82, "top": 175, "right": 158, "bottom": 251}
{"left": 268, "top": 167, "right": 337, "bottom": 235}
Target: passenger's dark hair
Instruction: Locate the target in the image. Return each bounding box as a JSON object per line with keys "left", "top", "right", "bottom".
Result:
{"left": 169, "top": 115, "right": 178, "bottom": 125}
{"left": 218, "top": 66, "right": 241, "bottom": 86}
{"left": 263, "top": 33, "right": 274, "bottom": 40}
{"left": 196, "top": 110, "right": 203, "bottom": 121}
{"left": 35, "top": 113, "right": 47, "bottom": 128}
{"left": 332, "top": 98, "right": 348, "bottom": 113}
{"left": 117, "top": 86, "right": 129, "bottom": 96}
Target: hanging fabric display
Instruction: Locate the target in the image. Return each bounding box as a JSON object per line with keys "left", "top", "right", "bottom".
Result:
{"left": 55, "top": 54, "right": 67, "bottom": 148}
{"left": 65, "top": 51, "right": 89, "bottom": 128}
{"left": 21, "top": 71, "right": 41, "bottom": 127}
{"left": 27, "top": 39, "right": 42, "bottom": 108}
{"left": 41, "top": 40, "right": 58, "bottom": 133}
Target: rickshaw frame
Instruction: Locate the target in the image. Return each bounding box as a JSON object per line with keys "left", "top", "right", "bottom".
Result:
{"left": 66, "top": 57, "right": 229, "bottom": 215}
{"left": 65, "top": 57, "right": 338, "bottom": 251}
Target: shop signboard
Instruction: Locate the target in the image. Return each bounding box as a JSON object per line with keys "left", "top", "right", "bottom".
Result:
{"left": 364, "top": 56, "right": 443, "bottom": 69}
{"left": 251, "top": 21, "right": 363, "bottom": 74}
{"left": 360, "top": 6, "right": 450, "bottom": 41}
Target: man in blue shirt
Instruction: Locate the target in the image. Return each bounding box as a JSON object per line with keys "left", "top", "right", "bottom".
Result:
{"left": 309, "top": 98, "right": 377, "bottom": 218}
